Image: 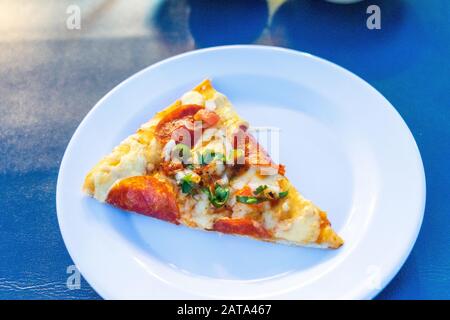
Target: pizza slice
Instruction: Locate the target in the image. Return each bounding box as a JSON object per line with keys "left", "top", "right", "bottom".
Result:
{"left": 83, "top": 80, "right": 343, "bottom": 249}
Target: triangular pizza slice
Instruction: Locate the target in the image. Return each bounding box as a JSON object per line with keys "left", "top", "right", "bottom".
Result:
{"left": 83, "top": 80, "right": 343, "bottom": 249}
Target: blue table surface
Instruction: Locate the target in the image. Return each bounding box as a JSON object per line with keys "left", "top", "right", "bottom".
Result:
{"left": 0, "top": 0, "right": 448, "bottom": 299}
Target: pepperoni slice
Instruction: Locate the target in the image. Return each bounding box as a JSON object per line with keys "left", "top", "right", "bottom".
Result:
{"left": 106, "top": 175, "right": 179, "bottom": 224}
{"left": 213, "top": 217, "right": 271, "bottom": 239}
{"left": 155, "top": 104, "right": 204, "bottom": 147}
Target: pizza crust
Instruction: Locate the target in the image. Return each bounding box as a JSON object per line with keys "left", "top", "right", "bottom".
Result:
{"left": 82, "top": 125, "right": 161, "bottom": 202}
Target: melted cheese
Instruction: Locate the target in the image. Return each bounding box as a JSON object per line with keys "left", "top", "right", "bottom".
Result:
{"left": 230, "top": 167, "right": 281, "bottom": 193}
{"left": 90, "top": 135, "right": 151, "bottom": 201}
{"left": 191, "top": 126, "right": 231, "bottom": 173}
{"left": 181, "top": 192, "right": 218, "bottom": 229}
{"left": 263, "top": 210, "right": 277, "bottom": 230}
{"left": 231, "top": 202, "right": 254, "bottom": 218}
{"left": 274, "top": 205, "right": 321, "bottom": 243}
{"left": 181, "top": 91, "right": 204, "bottom": 106}
{"left": 282, "top": 200, "right": 290, "bottom": 212}
{"left": 205, "top": 99, "right": 216, "bottom": 111}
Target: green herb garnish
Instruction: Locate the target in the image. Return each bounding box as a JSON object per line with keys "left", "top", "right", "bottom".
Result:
{"left": 278, "top": 190, "right": 289, "bottom": 199}
{"left": 201, "top": 186, "right": 211, "bottom": 197}
{"left": 211, "top": 184, "right": 230, "bottom": 208}
{"left": 203, "top": 184, "right": 230, "bottom": 208}
{"left": 180, "top": 174, "right": 195, "bottom": 194}
{"left": 236, "top": 195, "right": 266, "bottom": 204}
{"left": 254, "top": 185, "right": 268, "bottom": 195}
{"left": 236, "top": 188, "right": 288, "bottom": 204}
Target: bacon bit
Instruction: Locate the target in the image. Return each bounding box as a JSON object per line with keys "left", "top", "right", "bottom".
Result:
{"left": 194, "top": 109, "right": 220, "bottom": 127}
{"left": 160, "top": 161, "right": 184, "bottom": 176}
{"left": 278, "top": 164, "right": 286, "bottom": 176}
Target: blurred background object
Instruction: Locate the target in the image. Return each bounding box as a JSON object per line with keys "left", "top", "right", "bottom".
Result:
{"left": 188, "top": 0, "right": 269, "bottom": 47}
{"left": 0, "top": 0, "right": 427, "bottom": 79}
{"left": 326, "top": 0, "right": 364, "bottom": 4}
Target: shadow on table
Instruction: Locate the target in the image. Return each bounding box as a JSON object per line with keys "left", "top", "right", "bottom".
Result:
{"left": 270, "top": 0, "right": 425, "bottom": 79}
{"left": 149, "top": 0, "right": 192, "bottom": 54}
{"left": 188, "top": 0, "right": 269, "bottom": 47}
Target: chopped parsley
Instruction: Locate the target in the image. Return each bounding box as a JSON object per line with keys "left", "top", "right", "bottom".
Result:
{"left": 236, "top": 195, "right": 265, "bottom": 205}
{"left": 236, "top": 186, "right": 289, "bottom": 204}
{"left": 254, "top": 185, "right": 268, "bottom": 195}
{"left": 180, "top": 174, "right": 196, "bottom": 194}
{"left": 278, "top": 190, "right": 289, "bottom": 198}
{"left": 203, "top": 184, "right": 230, "bottom": 208}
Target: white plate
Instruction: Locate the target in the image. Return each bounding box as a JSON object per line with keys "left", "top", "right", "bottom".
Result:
{"left": 57, "top": 45, "right": 425, "bottom": 299}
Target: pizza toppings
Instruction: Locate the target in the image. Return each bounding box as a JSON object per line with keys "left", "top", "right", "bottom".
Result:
{"left": 155, "top": 104, "right": 203, "bottom": 146}
{"left": 181, "top": 90, "right": 204, "bottom": 105}
{"left": 162, "top": 139, "right": 176, "bottom": 161}
{"left": 179, "top": 173, "right": 198, "bottom": 195}
{"left": 194, "top": 109, "right": 220, "bottom": 127}
{"left": 279, "top": 190, "right": 289, "bottom": 198}
{"left": 85, "top": 80, "right": 343, "bottom": 249}
{"left": 202, "top": 184, "right": 230, "bottom": 208}
{"left": 236, "top": 195, "right": 265, "bottom": 205}
{"left": 213, "top": 217, "right": 271, "bottom": 239}
{"left": 199, "top": 149, "right": 225, "bottom": 166}
{"left": 106, "top": 175, "right": 179, "bottom": 224}
{"left": 171, "top": 143, "right": 191, "bottom": 162}
{"left": 235, "top": 184, "right": 289, "bottom": 205}
{"left": 227, "top": 148, "right": 245, "bottom": 165}
{"left": 235, "top": 185, "right": 252, "bottom": 196}
{"left": 169, "top": 145, "right": 287, "bottom": 210}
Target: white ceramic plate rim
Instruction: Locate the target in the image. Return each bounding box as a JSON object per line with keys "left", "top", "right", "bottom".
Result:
{"left": 57, "top": 45, "right": 425, "bottom": 300}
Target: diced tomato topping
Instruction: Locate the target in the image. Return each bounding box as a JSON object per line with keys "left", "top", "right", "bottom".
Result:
{"left": 160, "top": 161, "right": 184, "bottom": 176}
{"left": 235, "top": 185, "right": 252, "bottom": 197}
{"left": 194, "top": 109, "right": 220, "bottom": 127}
